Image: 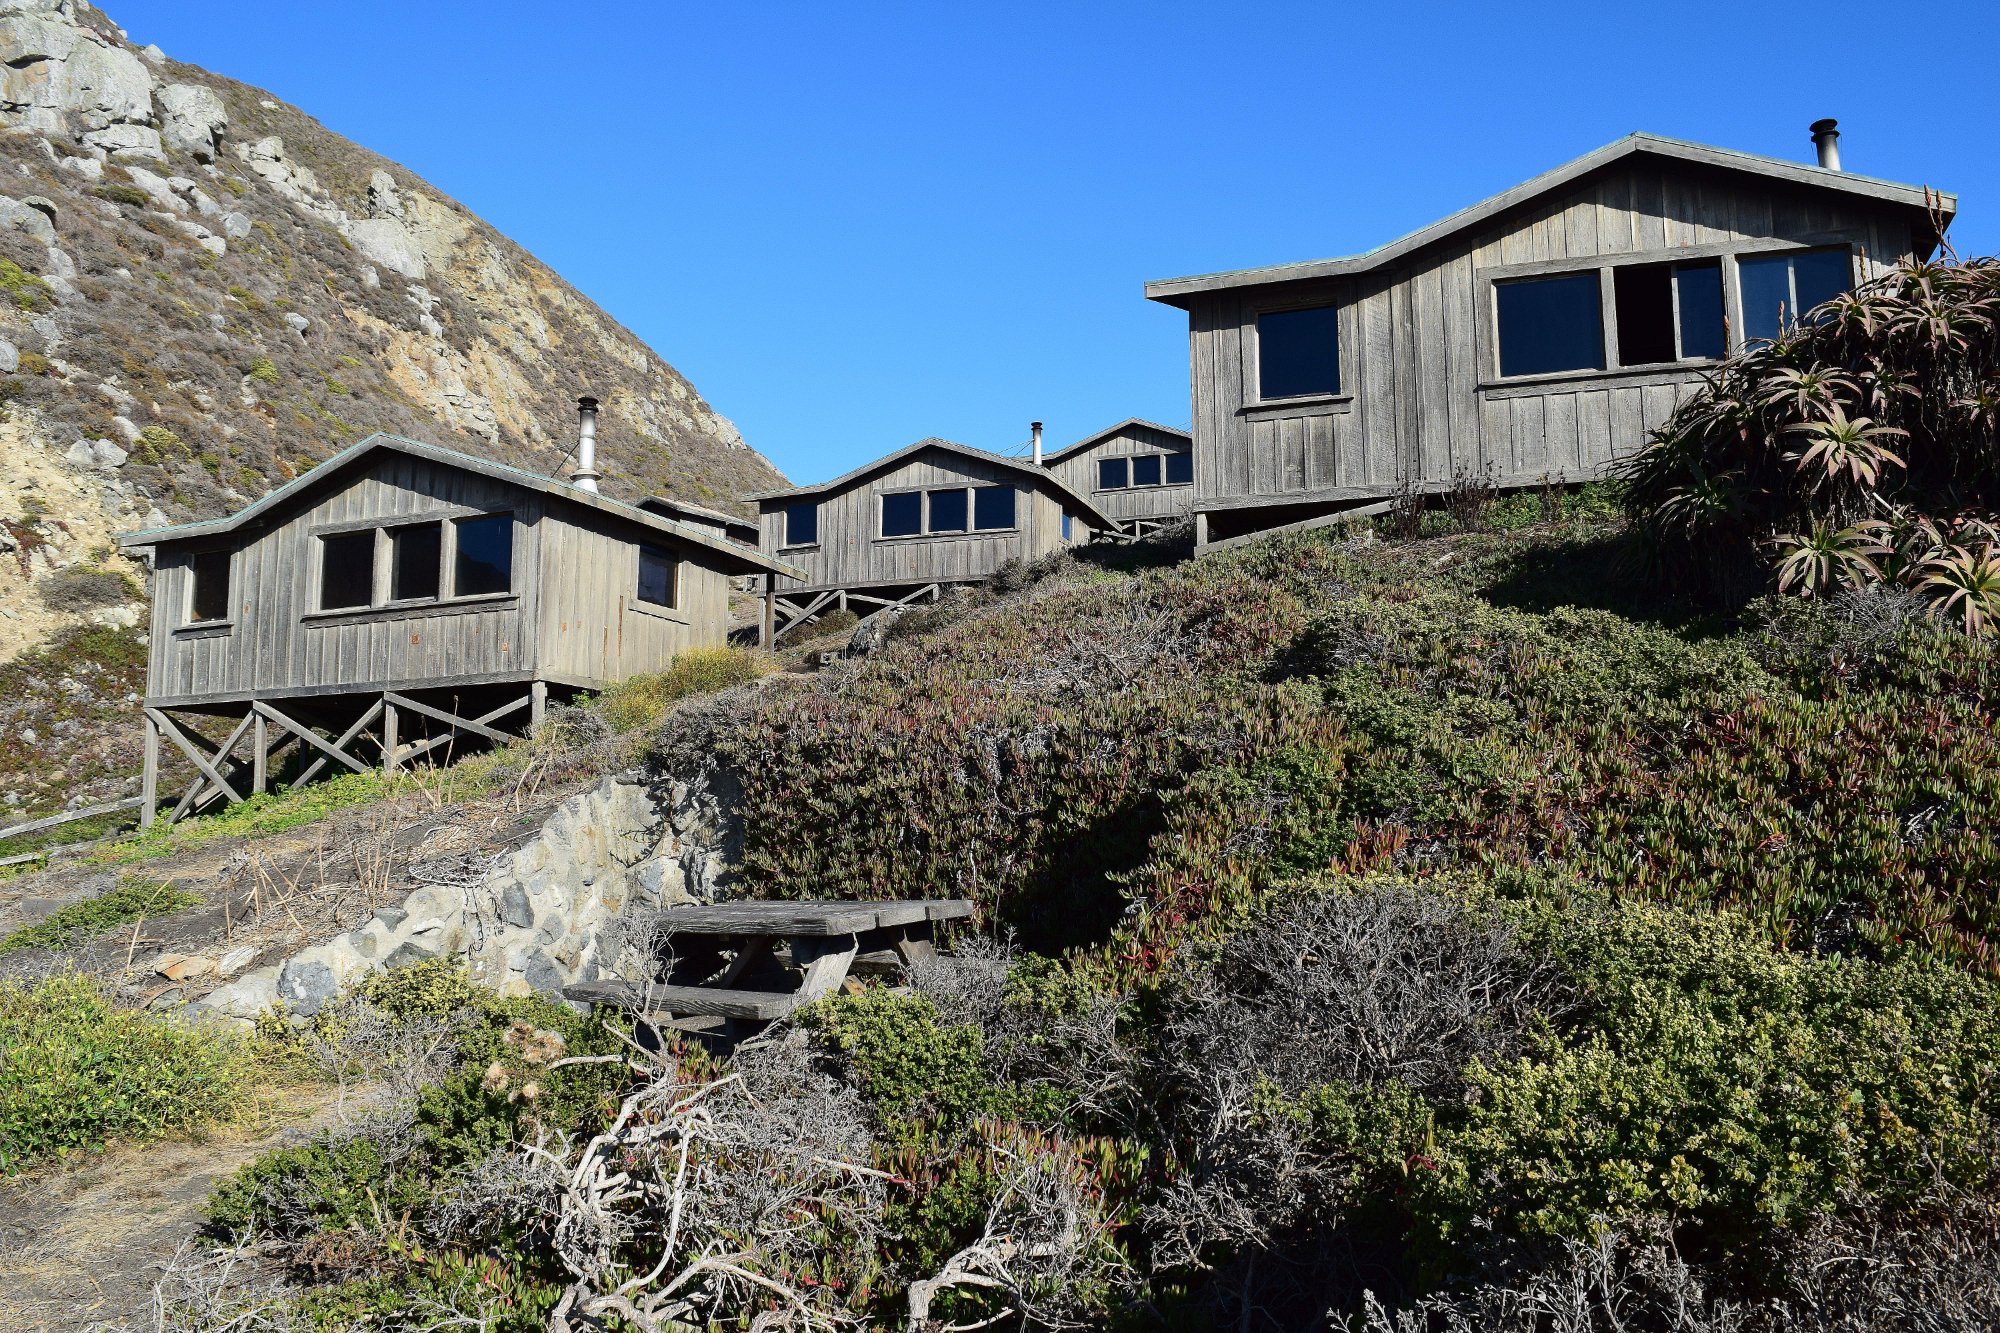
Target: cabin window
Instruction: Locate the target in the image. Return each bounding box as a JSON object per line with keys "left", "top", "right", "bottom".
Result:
{"left": 1131, "top": 454, "right": 1164, "bottom": 488}
{"left": 1612, "top": 260, "right": 1726, "bottom": 367}
{"left": 880, "top": 491, "right": 922, "bottom": 538}
{"left": 453, "top": 513, "right": 513, "bottom": 596}
{"left": 1165, "top": 451, "right": 1193, "bottom": 485}
{"left": 636, "top": 545, "right": 678, "bottom": 608}
{"left": 1098, "top": 458, "right": 1128, "bottom": 490}
{"left": 1495, "top": 272, "right": 1605, "bottom": 377}
{"left": 1062, "top": 514, "right": 1072, "bottom": 541}
{"left": 319, "top": 531, "right": 375, "bottom": 610}
{"left": 187, "top": 549, "right": 230, "bottom": 624}
{"left": 927, "top": 487, "right": 969, "bottom": 533}
{"left": 1739, "top": 247, "right": 1851, "bottom": 342}
{"left": 389, "top": 521, "right": 442, "bottom": 601}
{"left": 782, "top": 502, "right": 819, "bottom": 547}
{"left": 973, "top": 486, "right": 1015, "bottom": 531}
{"left": 1257, "top": 304, "right": 1341, "bottom": 399}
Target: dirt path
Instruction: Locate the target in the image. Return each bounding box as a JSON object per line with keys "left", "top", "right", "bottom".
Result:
{"left": 0, "top": 1087, "right": 370, "bottom": 1331}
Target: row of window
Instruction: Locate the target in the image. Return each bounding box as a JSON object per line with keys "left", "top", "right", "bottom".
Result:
{"left": 1097, "top": 452, "right": 1193, "bottom": 491}
{"left": 781, "top": 486, "right": 1021, "bottom": 546}
{"left": 182, "top": 512, "right": 681, "bottom": 626}
{"left": 1251, "top": 245, "right": 1853, "bottom": 397}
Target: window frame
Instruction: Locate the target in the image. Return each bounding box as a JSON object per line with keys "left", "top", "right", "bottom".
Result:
{"left": 449, "top": 511, "right": 516, "bottom": 599}
{"left": 1093, "top": 452, "right": 1194, "bottom": 494}
{"left": 634, "top": 543, "right": 679, "bottom": 612}
{"left": 1736, "top": 245, "right": 1856, "bottom": 344}
{"left": 184, "top": 547, "right": 233, "bottom": 627}
{"left": 316, "top": 528, "right": 379, "bottom": 612}
{"left": 874, "top": 484, "right": 1022, "bottom": 540}
{"left": 385, "top": 518, "right": 445, "bottom": 605}
{"left": 302, "top": 508, "right": 519, "bottom": 621}
{"left": 780, "top": 501, "right": 820, "bottom": 550}
{"left": 1477, "top": 237, "right": 1862, "bottom": 387}
{"left": 1251, "top": 299, "right": 1347, "bottom": 405}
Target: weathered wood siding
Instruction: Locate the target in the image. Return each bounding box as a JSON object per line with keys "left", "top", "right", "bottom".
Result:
{"left": 1184, "top": 162, "right": 1924, "bottom": 516}
{"left": 535, "top": 509, "right": 732, "bottom": 688}
{"left": 146, "top": 455, "right": 540, "bottom": 707}
{"left": 759, "top": 447, "right": 1079, "bottom": 594}
{"left": 1043, "top": 424, "right": 1196, "bottom": 524}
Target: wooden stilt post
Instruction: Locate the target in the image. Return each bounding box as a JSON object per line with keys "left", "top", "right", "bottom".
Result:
{"left": 382, "top": 699, "right": 399, "bottom": 775}
{"left": 530, "top": 680, "right": 548, "bottom": 733}
{"left": 140, "top": 712, "right": 159, "bottom": 829}
{"left": 251, "top": 708, "right": 268, "bottom": 796}
{"left": 1194, "top": 511, "right": 1209, "bottom": 550}
{"left": 762, "top": 573, "right": 775, "bottom": 649}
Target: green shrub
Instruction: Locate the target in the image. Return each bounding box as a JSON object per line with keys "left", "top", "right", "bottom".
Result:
{"left": 594, "top": 645, "right": 771, "bottom": 733}
{"left": 0, "top": 876, "right": 197, "bottom": 952}
{"left": 36, "top": 564, "right": 139, "bottom": 613}
{"left": 0, "top": 259, "right": 48, "bottom": 312}
{"left": 803, "top": 988, "right": 992, "bottom": 1140}
{"left": 90, "top": 183, "right": 152, "bottom": 208}
{"left": 205, "top": 1133, "right": 412, "bottom": 1240}
{"left": 245, "top": 356, "right": 280, "bottom": 385}
{"left": 100, "top": 769, "right": 396, "bottom": 864}
{"left": 129, "top": 425, "right": 187, "bottom": 466}
{"left": 0, "top": 974, "right": 249, "bottom": 1171}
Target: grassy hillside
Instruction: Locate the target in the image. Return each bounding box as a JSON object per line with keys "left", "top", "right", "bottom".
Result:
{"left": 144, "top": 507, "right": 1998, "bottom": 1332}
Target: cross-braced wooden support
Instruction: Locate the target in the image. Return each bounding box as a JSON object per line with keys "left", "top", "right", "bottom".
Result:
{"left": 769, "top": 582, "right": 944, "bottom": 640}
{"left": 140, "top": 683, "right": 540, "bottom": 827}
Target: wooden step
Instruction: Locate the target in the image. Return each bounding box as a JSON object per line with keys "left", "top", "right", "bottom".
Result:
{"left": 653, "top": 898, "right": 974, "bottom": 938}
{"left": 565, "top": 979, "right": 802, "bottom": 1022}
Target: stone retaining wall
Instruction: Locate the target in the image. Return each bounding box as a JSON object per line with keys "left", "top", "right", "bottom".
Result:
{"left": 197, "top": 761, "right": 737, "bottom": 1023}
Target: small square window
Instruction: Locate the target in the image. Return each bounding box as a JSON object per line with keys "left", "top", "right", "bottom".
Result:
{"left": 928, "top": 487, "right": 969, "bottom": 533}
{"left": 389, "top": 521, "right": 441, "bottom": 601}
{"left": 973, "top": 486, "right": 1015, "bottom": 531}
{"left": 1165, "top": 452, "right": 1193, "bottom": 485}
{"left": 637, "top": 545, "right": 677, "bottom": 607}
{"left": 188, "top": 550, "right": 230, "bottom": 623}
{"left": 453, "top": 514, "right": 513, "bottom": 596}
{"left": 1741, "top": 248, "right": 1852, "bottom": 342}
{"left": 1495, "top": 272, "right": 1605, "bottom": 377}
{"left": 783, "top": 502, "right": 818, "bottom": 547}
{"left": 881, "top": 492, "right": 921, "bottom": 537}
{"left": 1131, "top": 455, "right": 1163, "bottom": 487}
{"left": 1097, "top": 458, "right": 1129, "bottom": 490}
{"left": 319, "top": 531, "right": 374, "bottom": 610}
{"left": 1258, "top": 304, "right": 1341, "bottom": 399}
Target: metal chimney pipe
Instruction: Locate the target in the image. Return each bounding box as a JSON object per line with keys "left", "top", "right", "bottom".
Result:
{"left": 1810, "top": 119, "right": 1841, "bottom": 171}
{"left": 1031, "top": 420, "right": 1044, "bottom": 466}
{"left": 572, "top": 395, "right": 602, "bottom": 493}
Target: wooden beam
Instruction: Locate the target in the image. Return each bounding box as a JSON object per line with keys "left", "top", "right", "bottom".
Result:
{"left": 380, "top": 691, "right": 515, "bottom": 746}
{"left": 762, "top": 572, "right": 775, "bottom": 649}
{"left": 1199, "top": 499, "right": 1394, "bottom": 554}
{"left": 381, "top": 702, "right": 398, "bottom": 776}
{"left": 147, "top": 708, "right": 246, "bottom": 809}
{"left": 391, "top": 694, "right": 530, "bottom": 767}
{"left": 530, "top": 679, "right": 548, "bottom": 732}
{"left": 256, "top": 700, "right": 373, "bottom": 776}
{"left": 140, "top": 713, "right": 158, "bottom": 829}
{"left": 251, "top": 711, "right": 268, "bottom": 796}
{"left": 0, "top": 795, "right": 144, "bottom": 843}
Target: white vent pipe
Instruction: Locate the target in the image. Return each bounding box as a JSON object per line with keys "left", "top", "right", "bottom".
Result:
{"left": 1811, "top": 119, "right": 1841, "bottom": 171}
{"left": 572, "top": 395, "right": 602, "bottom": 493}
{"left": 1031, "top": 420, "right": 1044, "bottom": 466}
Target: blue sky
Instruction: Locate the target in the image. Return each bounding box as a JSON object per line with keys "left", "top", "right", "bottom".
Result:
{"left": 118, "top": 1, "right": 1997, "bottom": 485}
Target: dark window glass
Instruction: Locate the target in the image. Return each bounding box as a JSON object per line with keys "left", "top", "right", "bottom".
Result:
{"left": 1792, "top": 248, "right": 1851, "bottom": 324}
{"left": 453, "top": 514, "right": 512, "bottom": 596}
{"left": 1097, "top": 457, "right": 1128, "bottom": 490}
{"left": 973, "top": 486, "right": 1015, "bottom": 531}
{"left": 1131, "top": 454, "right": 1163, "bottom": 487}
{"left": 637, "top": 545, "right": 676, "bottom": 607}
{"left": 1613, "top": 263, "right": 1676, "bottom": 367}
{"left": 188, "top": 550, "right": 230, "bottom": 623}
{"left": 928, "top": 487, "right": 969, "bottom": 533}
{"left": 319, "top": 531, "right": 374, "bottom": 610}
{"left": 783, "top": 502, "right": 818, "bottom": 546}
{"left": 1676, "top": 260, "right": 1726, "bottom": 360}
{"left": 1165, "top": 452, "right": 1193, "bottom": 485}
{"left": 1061, "top": 513, "right": 1072, "bottom": 541}
{"left": 1496, "top": 272, "right": 1604, "bottom": 377}
{"left": 1739, "top": 253, "right": 1794, "bottom": 342}
{"left": 1257, "top": 305, "right": 1341, "bottom": 399}
{"left": 880, "top": 491, "right": 921, "bottom": 537}
{"left": 389, "top": 521, "right": 441, "bottom": 601}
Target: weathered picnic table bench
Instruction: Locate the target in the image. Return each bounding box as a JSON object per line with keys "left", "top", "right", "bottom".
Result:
{"left": 564, "top": 898, "right": 974, "bottom": 1039}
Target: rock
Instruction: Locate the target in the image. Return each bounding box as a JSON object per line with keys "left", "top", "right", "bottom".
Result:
{"left": 139, "top": 42, "right": 164, "bottom": 65}
{"left": 0, "top": 19, "right": 154, "bottom": 133}
{"left": 62, "top": 438, "right": 93, "bottom": 467}
{"left": 0, "top": 196, "right": 53, "bottom": 243}
{"left": 151, "top": 951, "right": 186, "bottom": 975}
{"left": 367, "top": 169, "right": 403, "bottom": 220}
{"left": 28, "top": 313, "right": 58, "bottom": 349}
{"left": 91, "top": 438, "right": 127, "bottom": 468}
{"left": 520, "top": 949, "right": 562, "bottom": 998}
{"left": 498, "top": 880, "right": 534, "bottom": 929}
{"left": 361, "top": 264, "right": 380, "bottom": 290}
{"left": 215, "top": 945, "right": 258, "bottom": 979}
{"left": 170, "top": 217, "right": 224, "bottom": 256}
{"left": 283, "top": 311, "right": 308, "bottom": 336}
{"left": 158, "top": 83, "right": 226, "bottom": 161}
{"left": 346, "top": 217, "right": 425, "bottom": 280}
{"left": 109, "top": 415, "right": 139, "bottom": 443}
{"left": 198, "top": 964, "right": 281, "bottom": 1021}
{"left": 219, "top": 211, "right": 250, "bottom": 239}
{"left": 0, "top": 339, "right": 17, "bottom": 373}
{"left": 57, "top": 154, "right": 101, "bottom": 180}
{"left": 91, "top": 604, "right": 139, "bottom": 628}
{"left": 160, "top": 954, "right": 214, "bottom": 982}
{"left": 81, "top": 124, "right": 167, "bottom": 166}
{"left": 373, "top": 906, "right": 407, "bottom": 931}
{"left": 276, "top": 957, "right": 336, "bottom": 1016}
{"left": 383, "top": 940, "right": 437, "bottom": 970}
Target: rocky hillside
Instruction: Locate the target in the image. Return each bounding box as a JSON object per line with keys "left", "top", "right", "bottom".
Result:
{"left": 0, "top": 0, "right": 786, "bottom": 819}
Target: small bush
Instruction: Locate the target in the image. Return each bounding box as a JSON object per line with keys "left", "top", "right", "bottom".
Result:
{"left": 775, "top": 607, "right": 858, "bottom": 649}
{"left": 0, "top": 875, "right": 197, "bottom": 952}
{"left": 130, "top": 424, "right": 187, "bottom": 465}
{"left": 594, "top": 646, "right": 771, "bottom": 734}
{"left": 15, "top": 350, "right": 47, "bottom": 377}
{"left": 0, "top": 258, "right": 48, "bottom": 311}
{"left": 0, "top": 973, "right": 249, "bottom": 1171}
{"left": 36, "top": 564, "right": 138, "bottom": 613}
{"left": 90, "top": 183, "right": 152, "bottom": 208}
{"left": 803, "top": 987, "right": 993, "bottom": 1140}
{"left": 245, "top": 355, "right": 279, "bottom": 385}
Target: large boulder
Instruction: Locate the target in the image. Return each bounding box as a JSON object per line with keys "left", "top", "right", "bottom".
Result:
{"left": 158, "top": 82, "right": 225, "bottom": 160}
{"left": 0, "top": 12, "right": 153, "bottom": 133}
{"left": 345, "top": 216, "right": 426, "bottom": 280}
{"left": 81, "top": 122, "right": 165, "bottom": 165}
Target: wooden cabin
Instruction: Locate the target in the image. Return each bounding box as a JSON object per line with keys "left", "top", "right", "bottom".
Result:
{"left": 116, "top": 433, "right": 798, "bottom": 824}
{"left": 751, "top": 437, "right": 1115, "bottom": 636}
{"left": 1037, "top": 419, "right": 1195, "bottom": 538}
{"left": 1145, "top": 127, "right": 1957, "bottom": 548}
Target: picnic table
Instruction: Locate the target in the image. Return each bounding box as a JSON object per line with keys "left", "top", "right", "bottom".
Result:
{"left": 564, "top": 898, "right": 974, "bottom": 1036}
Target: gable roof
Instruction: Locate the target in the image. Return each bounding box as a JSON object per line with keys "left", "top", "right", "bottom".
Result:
{"left": 749, "top": 437, "right": 1120, "bottom": 530}
{"left": 116, "top": 433, "right": 802, "bottom": 578}
{"left": 1039, "top": 417, "right": 1192, "bottom": 466}
{"left": 1145, "top": 132, "right": 1957, "bottom": 306}
{"left": 638, "top": 495, "right": 760, "bottom": 544}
